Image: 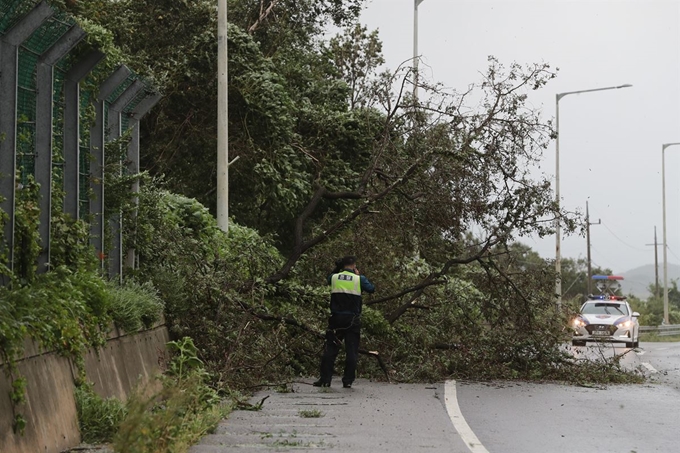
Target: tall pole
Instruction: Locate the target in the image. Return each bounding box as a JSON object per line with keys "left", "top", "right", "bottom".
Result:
{"left": 647, "top": 226, "right": 660, "bottom": 298}
{"left": 586, "top": 201, "right": 592, "bottom": 295}
{"left": 217, "top": 0, "right": 229, "bottom": 232}
{"left": 654, "top": 226, "right": 660, "bottom": 297}
{"left": 585, "top": 200, "right": 601, "bottom": 296}
{"left": 555, "top": 94, "right": 562, "bottom": 306}
{"left": 554, "top": 84, "right": 632, "bottom": 308}
{"left": 413, "top": 0, "right": 425, "bottom": 100}
{"left": 661, "top": 143, "right": 680, "bottom": 324}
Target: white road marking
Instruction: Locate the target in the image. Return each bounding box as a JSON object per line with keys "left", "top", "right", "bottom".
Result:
{"left": 444, "top": 380, "right": 490, "bottom": 453}
{"left": 642, "top": 362, "right": 658, "bottom": 373}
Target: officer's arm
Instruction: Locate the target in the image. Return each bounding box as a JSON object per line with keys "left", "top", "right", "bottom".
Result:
{"left": 360, "top": 275, "right": 375, "bottom": 293}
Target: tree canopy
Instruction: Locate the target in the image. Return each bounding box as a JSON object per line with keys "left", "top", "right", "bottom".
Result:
{"left": 56, "top": 0, "right": 641, "bottom": 387}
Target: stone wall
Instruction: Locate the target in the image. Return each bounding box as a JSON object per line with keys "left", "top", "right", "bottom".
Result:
{"left": 0, "top": 324, "right": 169, "bottom": 453}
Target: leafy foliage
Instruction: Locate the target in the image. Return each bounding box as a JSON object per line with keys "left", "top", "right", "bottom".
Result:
{"left": 559, "top": 256, "right": 613, "bottom": 303}
{"left": 113, "top": 337, "right": 227, "bottom": 453}
{"left": 12, "top": 176, "right": 41, "bottom": 282}
{"left": 62, "top": 0, "right": 643, "bottom": 390}
{"left": 75, "top": 383, "right": 128, "bottom": 444}
{"left": 0, "top": 267, "right": 111, "bottom": 364}
{"left": 108, "top": 280, "right": 164, "bottom": 333}
{"left": 629, "top": 280, "right": 680, "bottom": 326}
{"left": 74, "top": 338, "right": 227, "bottom": 451}
{"left": 0, "top": 8, "right": 643, "bottom": 439}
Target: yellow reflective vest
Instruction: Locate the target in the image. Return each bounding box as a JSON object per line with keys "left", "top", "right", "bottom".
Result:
{"left": 330, "top": 270, "right": 362, "bottom": 314}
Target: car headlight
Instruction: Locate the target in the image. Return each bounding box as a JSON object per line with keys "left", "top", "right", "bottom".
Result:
{"left": 573, "top": 318, "right": 586, "bottom": 328}
{"left": 616, "top": 319, "right": 634, "bottom": 328}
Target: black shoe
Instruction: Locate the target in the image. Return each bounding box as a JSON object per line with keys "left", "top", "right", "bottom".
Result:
{"left": 342, "top": 382, "right": 352, "bottom": 388}
{"left": 313, "top": 380, "right": 330, "bottom": 387}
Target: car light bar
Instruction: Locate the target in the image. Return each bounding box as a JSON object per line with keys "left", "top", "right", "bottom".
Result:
{"left": 591, "top": 275, "right": 624, "bottom": 280}
{"left": 587, "top": 294, "right": 627, "bottom": 301}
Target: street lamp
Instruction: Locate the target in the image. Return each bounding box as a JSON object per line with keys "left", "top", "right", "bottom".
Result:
{"left": 555, "top": 84, "right": 632, "bottom": 307}
{"left": 661, "top": 142, "right": 680, "bottom": 324}
{"left": 413, "top": 0, "right": 426, "bottom": 99}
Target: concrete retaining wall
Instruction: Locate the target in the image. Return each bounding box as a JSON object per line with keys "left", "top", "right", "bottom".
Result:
{"left": 0, "top": 324, "right": 169, "bottom": 453}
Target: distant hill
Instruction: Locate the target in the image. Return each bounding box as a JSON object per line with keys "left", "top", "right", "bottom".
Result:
{"left": 618, "top": 264, "right": 680, "bottom": 299}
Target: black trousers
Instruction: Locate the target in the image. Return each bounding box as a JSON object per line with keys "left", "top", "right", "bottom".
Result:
{"left": 319, "top": 314, "right": 361, "bottom": 385}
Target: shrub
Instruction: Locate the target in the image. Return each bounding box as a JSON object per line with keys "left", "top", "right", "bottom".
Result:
{"left": 113, "top": 338, "right": 228, "bottom": 453}
{"left": 75, "top": 383, "right": 127, "bottom": 444}
{"left": 108, "top": 280, "right": 164, "bottom": 333}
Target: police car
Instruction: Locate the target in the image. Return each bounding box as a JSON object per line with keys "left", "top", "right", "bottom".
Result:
{"left": 571, "top": 276, "right": 640, "bottom": 348}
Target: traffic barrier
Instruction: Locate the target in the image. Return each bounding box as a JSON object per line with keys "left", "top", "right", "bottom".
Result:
{"left": 639, "top": 325, "right": 680, "bottom": 336}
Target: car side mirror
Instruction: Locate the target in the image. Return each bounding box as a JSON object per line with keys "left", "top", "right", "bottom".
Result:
{"left": 632, "top": 312, "right": 640, "bottom": 317}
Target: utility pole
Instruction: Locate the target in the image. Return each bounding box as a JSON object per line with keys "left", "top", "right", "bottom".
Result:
{"left": 646, "top": 226, "right": 660, "bottom": 297}
{"left": 413, "top": 0, "right": 426, "bottom": 100}
{"left": 217, "top": 0, "right": 229, "bottom": 232}
{"left": 585, "top": 201, "right": 601, "bottom": 295}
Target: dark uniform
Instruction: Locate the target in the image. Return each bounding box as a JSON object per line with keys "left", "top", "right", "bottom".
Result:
{"left": 314, "top": 259, "right": 375, "bottom": 388}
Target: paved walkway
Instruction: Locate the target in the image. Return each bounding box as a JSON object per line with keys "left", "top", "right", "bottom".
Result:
{"left": 189, "top": 378, "right": 471, "bottom": 453}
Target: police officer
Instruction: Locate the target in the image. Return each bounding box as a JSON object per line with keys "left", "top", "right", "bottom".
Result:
{"left": 313, "top": 256, "right": 375, "bottom": 388}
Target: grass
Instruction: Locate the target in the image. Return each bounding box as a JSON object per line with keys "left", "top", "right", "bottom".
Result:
{"left": 75, "top": 384, "right": 127, "bottom": 444}
{"left": 639, "top": 333, "right": 680, "bottom": 342}
{"left": 298, "top": 409, "right": 324, "bottom": 418}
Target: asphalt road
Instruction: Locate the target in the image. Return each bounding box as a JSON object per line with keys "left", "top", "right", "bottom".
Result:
{"left": 456, "top": 342, "right": 680, "bottom": 453}
{"left": 190, "top": 342, "right": 680, "bottom": 453}
{"left": 636, "top": 341, "right": 680, "bottom": 390}
{"left": 189, "top": 379, "right": 471, "bottom": 453}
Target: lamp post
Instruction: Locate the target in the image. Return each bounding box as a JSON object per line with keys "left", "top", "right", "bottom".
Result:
{"left": 413, "top": 0, "right": 426, "bottom": 100}
{"left": 662, "top": 142, "right": 680, "bottom": 324}
{"left": 555, "top": 84, "right": 632, "bottom": 308}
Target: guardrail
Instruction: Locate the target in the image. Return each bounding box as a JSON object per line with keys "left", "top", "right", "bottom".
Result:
{"left": 639, "top": 325, "right": 680, "bottom": 336}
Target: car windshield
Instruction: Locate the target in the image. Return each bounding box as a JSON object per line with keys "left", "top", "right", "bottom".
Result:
{"left": 581, "top": 302, "right": 629, "bottom": 316}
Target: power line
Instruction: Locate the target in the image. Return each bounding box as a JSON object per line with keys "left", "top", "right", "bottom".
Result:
{"left": 600, "top": 222, "right": 647, "bottom": 252}
{"left": 667, "top": 245, "right": 680, "bottom": 263}
{"left": 589, "top": 247, "right": 613, "bottom": 271}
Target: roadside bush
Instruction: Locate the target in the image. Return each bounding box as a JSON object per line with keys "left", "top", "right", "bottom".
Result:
{"left": 0, "top": 267, "right": 112, "bottom": 363}
{"left": 108, "top": 280, "right": 164, "bottom": 333}
{"left": 126, "top": 182, "right": 645, "bottom": 390}
{"left": 75, "top": 383, "right": 127, "bottom": 444}
{"left": 113, "top": 338, "right": 228, "bottom": 453}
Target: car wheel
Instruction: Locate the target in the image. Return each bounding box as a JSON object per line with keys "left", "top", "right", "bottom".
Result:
{"left": 572, "top": 340, "right": 586, "bottom": 347}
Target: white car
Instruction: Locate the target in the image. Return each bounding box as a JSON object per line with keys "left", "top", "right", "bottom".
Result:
{"left": 571, "top": 297, "right": 640, "bottom": 348}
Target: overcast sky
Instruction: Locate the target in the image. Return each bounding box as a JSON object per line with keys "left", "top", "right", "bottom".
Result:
{"left": 357, "top": 0, "right": 680, "bottom": 273}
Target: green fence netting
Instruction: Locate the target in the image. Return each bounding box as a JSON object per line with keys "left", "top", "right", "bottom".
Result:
{"left": 121, "top": 88, "right": 150, "bottom": 133}
{"left": 15, "top": 9, "right": 75, "bottom": 183}
{"left": 78, "top": 89, "right": 92, "bottom": 219}
{"left": 0, "top": 0, "right": 40, "bottom": 35}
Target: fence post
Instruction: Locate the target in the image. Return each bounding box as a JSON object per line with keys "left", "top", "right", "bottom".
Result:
{"left": 35, "top": 24, "right": 85, "bottom": 272}
{"left": 90, "top": 65, "right": 130, "bottom": 269}
{"left": 125, "top": 92, "right": 161, "bottom": 269}
{"left": 63, "top": 50, "right": 104, "bottom": 221}
{"left": 106, "top": 79, "right": 143, "bottom": 280}
{"left": 0, "top": 1, "right": 53, "bottom": 279}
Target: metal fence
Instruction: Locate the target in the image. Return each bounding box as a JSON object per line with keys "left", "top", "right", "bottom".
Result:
{"left": 639, "top": 325, "right": 680, "bottom": 336}
{"left": 0, "top": 0, "right": 161, "bottom": 281}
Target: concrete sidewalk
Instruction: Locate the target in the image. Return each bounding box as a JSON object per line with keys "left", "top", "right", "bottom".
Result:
{"left": 189, "top": 378, "right": 471, "bottom": 453}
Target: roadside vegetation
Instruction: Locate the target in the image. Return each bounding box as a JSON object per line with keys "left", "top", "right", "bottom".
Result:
{"left": 0, "top": 0, "right": 650, "bottom": 451}
{"left": 639, "top": 333, "right": 680, "bottom": 342}
{"left": 628, "top": 283, "right": 680, "bottom": 326}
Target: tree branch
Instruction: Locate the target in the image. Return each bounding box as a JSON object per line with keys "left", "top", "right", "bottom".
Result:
{"left": 236, "top": 298, "right": 391, "bottom": 381}
{"left": 248, "top": 0, "right": 280, "bottom": 34}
